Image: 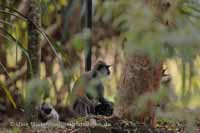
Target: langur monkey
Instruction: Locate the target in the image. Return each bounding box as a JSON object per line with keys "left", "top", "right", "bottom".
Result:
{"left": 37, "top": 102, "right": 59, "bottom": 122}
{"left": 69, "top": 60, "right": 113, "bottom": 116}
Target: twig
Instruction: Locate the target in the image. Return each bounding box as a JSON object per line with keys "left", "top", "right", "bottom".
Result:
{"left": 11, "top": 0, "right": 29, "bottom": 21}
{"left": 69, "top": 128, "right": 80, "bottom": 133}
{"left": 40, "top": 18, "right": 62, "bottom": 47}
{"left": 5, "top": 65, "right": 26, "bottom": 88}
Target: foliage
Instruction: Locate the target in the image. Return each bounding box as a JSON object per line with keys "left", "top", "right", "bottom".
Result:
{"left": 1, "top": 0, "right": 200, "bottom": 131}
{"left": 0, "top": 80, "right": 16, "bottom": 109}
{"left": 25, "top": 79, "right": 49, "bottom": 104}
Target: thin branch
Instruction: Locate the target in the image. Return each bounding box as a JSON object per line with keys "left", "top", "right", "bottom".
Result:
{"left": 11, "top": 0, "right": 29, "bottom": 21}
{"left": 37, "top": 26, "right": 64, "bottom": 71}
{"left": 0, "top": 9, "right": 26, "bottom": 21}
{"left": 40, "top": 18, "right": 62, "bottom": 47}
{"left": 0, "top": 19, "right": 19, "bottom": 64}
{"left": 0, "top": 27, "right": 33, "bottom": 77}
{"left": 0, "top": 62, "right": 17, "bottom": 90}
{"left": 0, "top": 19, "right": 13, "bottom": 27}
{"left": 0, "top": 6, "right": 64, "bottom": 72}
{"left": 6, "top": 65, "right": 26, "bottom": 88}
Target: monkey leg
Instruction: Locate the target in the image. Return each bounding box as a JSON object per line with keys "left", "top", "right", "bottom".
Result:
{"left": 73, "top": 97, "right": 95, "bottom": 116}
{"left": 73, "top": 100, "right": 88, "bottom": 116}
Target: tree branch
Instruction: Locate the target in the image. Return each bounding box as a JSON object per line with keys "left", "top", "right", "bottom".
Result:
{"left": 11, "top": 0, "right": 29, "bottom": 22}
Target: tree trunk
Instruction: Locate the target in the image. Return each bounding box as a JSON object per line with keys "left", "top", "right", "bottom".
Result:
{"left": 27, "top": 0, "right": 41, "bottom": 79}
{"left": 115, "top": 53, "right": 163, "bottom": 128}
{"left": 84, "top": 0, "right": 92, "bottom": 71}
{"left": 26, "top": 0, "right": 41, "bottom": 124}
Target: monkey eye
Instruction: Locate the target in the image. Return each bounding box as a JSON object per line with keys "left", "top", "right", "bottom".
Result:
{"left": 44, "top": 108, "right": 52, "bottom": 114}
{"left": 97, "top": 64, "right": 104, "bottom": 71}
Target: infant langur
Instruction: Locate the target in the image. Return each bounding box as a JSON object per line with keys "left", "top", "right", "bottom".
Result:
{"left": 37, "top": 102, "right": 59, "bottom": 122}
{"left": 69, "top": 60, "right": 113, "bottom": 116}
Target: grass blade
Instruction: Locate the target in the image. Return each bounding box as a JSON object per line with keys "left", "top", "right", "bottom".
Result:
{"left": 0, "top": 80, "right": 17, "bottom": 109}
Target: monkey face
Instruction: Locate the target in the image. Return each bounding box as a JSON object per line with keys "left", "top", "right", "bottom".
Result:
{"left": 96, "top": 64, "right": 111, "bottom": 77}
{"left": 40, "top": 103, "right": 53, "bottom": 115}
{"left": 38, "top": 102, "right": 59, "bottom": 122}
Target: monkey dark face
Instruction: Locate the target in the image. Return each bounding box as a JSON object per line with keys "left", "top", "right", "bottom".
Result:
{"left": 38, "top": 102, "right": 59, "bottom": 122}
{"left": 42, "top": 107, "right": 52, "bottom": 115}
{"left": 41, "top": 103, "right": 52, "bottom": 115}
{"left": 96, "top": 64, "right": 111, "bottom": 77}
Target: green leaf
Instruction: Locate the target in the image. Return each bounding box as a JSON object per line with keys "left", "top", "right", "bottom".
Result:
{"left": 0, "top": 80, "right": 17, "bottom": 109}
{"left": 0, "top": 27, "right": 33, "bottom": 77}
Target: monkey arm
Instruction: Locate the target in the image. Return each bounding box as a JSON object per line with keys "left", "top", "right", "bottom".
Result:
{"left": 96, "top": 83, "right": 112, "bottom": 104}
{"left": 95, "top": 83, "right": 114, "bottom": 116}
{"left": 99, "top": 94, "right": 110, "bottom": 104}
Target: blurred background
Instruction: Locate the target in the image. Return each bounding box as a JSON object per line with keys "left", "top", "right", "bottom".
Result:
{"left": 1, "top": 0, "right": 200, "bottom": 119}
